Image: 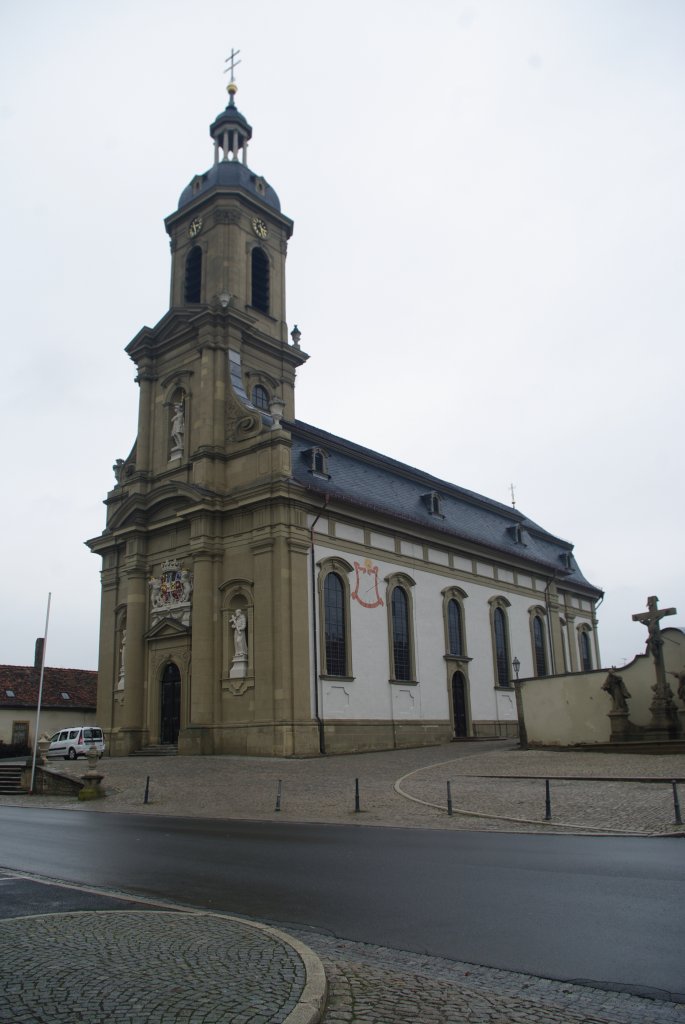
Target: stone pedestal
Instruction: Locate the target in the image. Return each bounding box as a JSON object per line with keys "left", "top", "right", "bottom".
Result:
{"left": 608, "top": 710, "right": 634, "bottom": 742}
{"left": 643, "top": 696, "right": 680, "bottom": 741}
{"left": 37, "top": 734, "right": 50, "bottom": 766}
{"left": 78, "top": 746, "right": 106, "bottom": 801}
{"left": 229, "top": 655, "right": 248, "bottom": 679}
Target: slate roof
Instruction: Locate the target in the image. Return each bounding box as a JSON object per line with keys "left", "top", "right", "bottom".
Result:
{"left": 289, "top": 420, "right": 602, "bottom": 597}
{"left": 177, "top": 160, "right": 281, "bottom": 212}
{"left": 0, "top": 666, "right": 97, "bottom": 710}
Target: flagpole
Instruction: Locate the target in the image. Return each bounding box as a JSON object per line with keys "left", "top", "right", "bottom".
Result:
{"left": 29, "top": 592, "right": 51, "bottom": 795}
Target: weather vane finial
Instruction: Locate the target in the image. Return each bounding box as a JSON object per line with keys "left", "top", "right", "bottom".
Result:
{"left": 224, "top": 48, "right": 242, "bottom": 102}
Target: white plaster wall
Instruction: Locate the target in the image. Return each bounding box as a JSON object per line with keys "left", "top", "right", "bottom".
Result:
{"left": 310, "top": 539, "right": 581, "bottom": 727}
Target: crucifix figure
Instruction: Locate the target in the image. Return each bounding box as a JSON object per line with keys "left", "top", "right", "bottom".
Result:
{"left": 632, "top": 595, "right": 679, "bottom": 735}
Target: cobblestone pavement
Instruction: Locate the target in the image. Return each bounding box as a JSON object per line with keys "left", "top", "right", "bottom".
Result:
{"left": 298, "top": 930, "right": 685, "bottom": 1024}
{"left": 4, "top": 741, "right": 684, "bottom": 835}
{"left": 0, "top": 908, "right": 324, "bottom": 1024}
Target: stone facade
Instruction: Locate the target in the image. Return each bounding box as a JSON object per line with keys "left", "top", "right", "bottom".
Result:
{"left": 87, "top": 83, "right": 602, "bottom": 757}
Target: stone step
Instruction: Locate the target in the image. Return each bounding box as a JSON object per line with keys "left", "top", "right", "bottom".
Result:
{"left": 129, "top": 745, "right": 178, "bottom": 757}
{"left": 0, "top": 764, "right": 24, "bottom": 793}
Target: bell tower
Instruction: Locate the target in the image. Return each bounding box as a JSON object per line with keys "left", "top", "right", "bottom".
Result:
{"left": 88, "top": 63, "right": 318, "bottom": 759}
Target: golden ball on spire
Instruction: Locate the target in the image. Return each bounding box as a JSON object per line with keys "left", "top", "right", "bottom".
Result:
{"left": 227, "top": 81, "right": 238, "bottom": 96}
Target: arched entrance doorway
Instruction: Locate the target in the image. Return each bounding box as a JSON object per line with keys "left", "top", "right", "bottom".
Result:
{"left": 160, "top": 662, "right": 181, "bottom": 744}
{"left": 451, "top": 671, "right": 468, "bottom": 738}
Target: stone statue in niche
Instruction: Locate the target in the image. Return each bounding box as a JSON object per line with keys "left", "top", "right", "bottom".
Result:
{"left": 117, "top": 629, "right": 126, "bottom": 689}
{"left": 231, "top": 609, "right": 247, "bottom": 657}
{"left": 170, "top": 399, "right": 185, "bottom": 456}
{"left": 601, "top": 670, "right": 631, "bottom": 713}
{"left": 229, "top": 608, "right": 248, "bottom": 679}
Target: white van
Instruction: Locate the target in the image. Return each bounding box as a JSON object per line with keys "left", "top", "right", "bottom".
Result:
{"left": 47, "top": 726, "right": 105, "bottom": 760}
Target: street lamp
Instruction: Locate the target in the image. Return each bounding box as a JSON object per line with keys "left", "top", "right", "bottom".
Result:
{"left": 512, "top": 657, "right": 520, "bottom": 681}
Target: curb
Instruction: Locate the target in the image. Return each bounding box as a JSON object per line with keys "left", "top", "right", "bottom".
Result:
{"left": 237, "top": 918, "right": 328, "bottom": 1024}
{"left": 394, "top": 760, "right": 685, "bottom": 836}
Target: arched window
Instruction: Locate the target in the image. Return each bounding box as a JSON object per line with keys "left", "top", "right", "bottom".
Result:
{"left": 493, "top": 607, "right": 510, "bottom": 687}
{"left": 251, "top": 247, "right": 270, "bottom": 313}
{"left": 391, "top": 587, "right": 412, "bottom": 681}
{"left": 324, "top": 572, "right": 347, "bottom": 677}
{"left": 579, "top": 629, "right": 593, "bottom": 671}
{"left": 252, "top": 384, "right": 269, "bottom": 411}
{"left": 533, "top": 615, "right": 547, "bottom": 676}
{"left": 184, "top": 246, "right": 202, "bottom": 303}
{"left": 447, "top": 599, "right": 463, "bottom": 656}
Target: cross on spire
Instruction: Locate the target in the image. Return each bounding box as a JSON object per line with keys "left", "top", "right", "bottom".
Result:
{"left": 224, "top": 48, "right": 241, "bottom": 84}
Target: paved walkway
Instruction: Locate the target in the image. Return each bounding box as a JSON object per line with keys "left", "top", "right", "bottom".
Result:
{"left": 2, "top": 741, "right": 684, "bottom": 1022}
{"left": 7, "top": 739, "right": 685, "bottom": 834}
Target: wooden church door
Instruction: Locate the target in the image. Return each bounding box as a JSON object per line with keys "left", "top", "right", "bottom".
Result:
{"left": 160, "top": 663, "right": 181, "bottom": 744}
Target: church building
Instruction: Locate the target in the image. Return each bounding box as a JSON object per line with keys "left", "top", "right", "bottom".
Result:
{"left": 87, "top": 77, "right": 602, "bottom": 757}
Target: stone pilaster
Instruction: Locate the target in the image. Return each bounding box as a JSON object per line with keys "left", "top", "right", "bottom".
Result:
{"left": 120, "top": 556, "right": 148, "bottom": 752}
{"left": 188, "top": 552, "right": 216, "bottom": 727}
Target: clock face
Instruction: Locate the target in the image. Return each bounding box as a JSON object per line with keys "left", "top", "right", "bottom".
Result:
{"left": 188, "top": 217, "right": 203, "bottom": 238}
{"left": 252, "top": 217, "right": 268, "bottom": 239}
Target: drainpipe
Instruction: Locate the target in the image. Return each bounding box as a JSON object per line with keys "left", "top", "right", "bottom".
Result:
{"left": 310, "top": 496, "right": 330, "bottom": 754}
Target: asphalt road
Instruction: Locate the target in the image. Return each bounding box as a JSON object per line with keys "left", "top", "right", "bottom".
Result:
{"left": 1, "top": 807, "right": 683, "bottom": 1001}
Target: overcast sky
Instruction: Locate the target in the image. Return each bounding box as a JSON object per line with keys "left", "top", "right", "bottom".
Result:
{"left": 2, "top": 0, "right": 683, "bottom": 671}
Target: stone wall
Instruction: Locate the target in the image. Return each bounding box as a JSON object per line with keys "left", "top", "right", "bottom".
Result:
{"left": 516, "top": 627, "right": 684, "bottom": 747}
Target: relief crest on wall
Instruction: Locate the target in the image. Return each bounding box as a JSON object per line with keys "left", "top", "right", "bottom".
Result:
{"left": 149, "top": 559, "right": 194, "bottom": 628}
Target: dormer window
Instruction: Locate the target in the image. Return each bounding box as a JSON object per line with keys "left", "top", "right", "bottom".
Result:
{"left": 252, "top": 384, "right": 270, "bottom": 411}
{"left": 509, "top": 524, "right": 526, "bottom": 545}
{"left": 560, "top": 551, "right": 574, "bottom": 570}
{"left": 304, "top": 447, "right": 330, "bottom": 478}
{"left": 423, "top": 491, "right": 444, "bottom": 517}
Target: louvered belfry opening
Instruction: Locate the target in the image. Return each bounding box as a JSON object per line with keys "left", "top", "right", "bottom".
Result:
{"left": 184, "top": 246, "right": 202, "bottom": 303}
{"left": 251, "top": 247, "right": 269, "bottom": 312}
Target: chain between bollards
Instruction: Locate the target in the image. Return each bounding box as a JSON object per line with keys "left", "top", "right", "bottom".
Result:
{"left": 673, "top": 780, "right": 682, "bottom": 826}
{"left": 544, "top": 778, "right": 552, "bottom": 821}
{"left": 143, "top": 775, "right": 150, "bottom": 805}
{"left": 446, "top": 780, "right": 453, "bottom": 816}
{"left": 354, "top": 777, "right": 361, "bottom": 813}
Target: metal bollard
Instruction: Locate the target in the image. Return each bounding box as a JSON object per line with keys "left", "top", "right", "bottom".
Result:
{"left": 672, "top": 781, "right": 682, "bottom": 826}
{"left": 354, "top": 778, "right": 361, "bottom": 813}
{"left": 275, "top": 779, "right": 282, "bottom": 813}
{"left": 544, "top": 779, "right": 552, "bottom": 821}
{"left": 446, "top": 780, "right": 453, "bottom": 816}
{"left": 144, "top": 775, "right": 150, "bottom": 805}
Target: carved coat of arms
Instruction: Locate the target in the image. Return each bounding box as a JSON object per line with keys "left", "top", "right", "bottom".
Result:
{"left": 149, "top": 559, "right": 193, "bottom": 627}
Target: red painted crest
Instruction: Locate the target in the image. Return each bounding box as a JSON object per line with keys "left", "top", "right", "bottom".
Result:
{"left": 351, "top": 560, "right": 384, "bottom": 608}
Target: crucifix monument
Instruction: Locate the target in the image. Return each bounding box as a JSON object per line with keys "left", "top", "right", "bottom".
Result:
{"left": 632, "top": 595, "right": 680, "bottom": 738}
